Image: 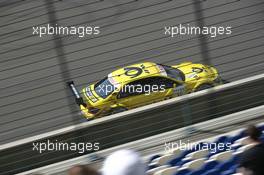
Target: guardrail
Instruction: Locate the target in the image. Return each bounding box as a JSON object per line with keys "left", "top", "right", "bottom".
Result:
{"left": 1, "top": 73, "right": 264, "bottom": 175}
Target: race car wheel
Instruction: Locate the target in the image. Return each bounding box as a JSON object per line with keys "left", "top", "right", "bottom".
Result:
{"left": 111, "top": 107, "right": 127, "bottom": 114}
{"left": 221, "top": 79, "right": 230, "bottom": 84}
{"left": 194, "top": 84, "right": 213, "bottom": 92}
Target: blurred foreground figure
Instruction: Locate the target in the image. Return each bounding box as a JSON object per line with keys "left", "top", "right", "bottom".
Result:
{"left": 238, "top": 125, "right": 264, "bottom": 175}
{"left": 68, "top": 165, "right": 99, "bottom": 175}
{"left": 102, "top": 149, "right": 146, "bottom": 175}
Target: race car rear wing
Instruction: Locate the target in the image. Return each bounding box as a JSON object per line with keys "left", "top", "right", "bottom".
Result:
{"left": 67, "top": 81, "right": 87, "bottom": 107}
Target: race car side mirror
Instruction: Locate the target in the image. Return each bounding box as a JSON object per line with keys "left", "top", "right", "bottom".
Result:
{"left": 107, "top": 91, "right": 117, "bottom": 101}
{"left": 111, "top": 92, "right": 118, "bottom": 98}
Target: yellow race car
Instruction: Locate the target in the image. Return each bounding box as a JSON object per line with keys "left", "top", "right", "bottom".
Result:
{"left": 68, "top": 62, "right": 222, "bottom": 119}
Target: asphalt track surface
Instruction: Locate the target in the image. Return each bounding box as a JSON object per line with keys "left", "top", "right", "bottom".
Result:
{"left": 1, "top": 0, "right": 264, "bottom": 144}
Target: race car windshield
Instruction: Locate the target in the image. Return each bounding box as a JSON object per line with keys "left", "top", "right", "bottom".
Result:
{"left": 161, "top": 65, "right": 185, "bottom": 81}
{"left": 94, "top": 77, "right": 115, "bottom": 99}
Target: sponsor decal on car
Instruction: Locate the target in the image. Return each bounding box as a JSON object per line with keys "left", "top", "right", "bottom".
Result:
{"left": 86, "top": 87, "right": 98, "bottom": 103}
{"left": 173, "top": 85, "right": 186, "bottom": 96}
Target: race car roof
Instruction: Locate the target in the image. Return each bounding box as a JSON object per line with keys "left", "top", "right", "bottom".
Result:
{"left": 107, "top": 62, "right": 167, "bottom": 85}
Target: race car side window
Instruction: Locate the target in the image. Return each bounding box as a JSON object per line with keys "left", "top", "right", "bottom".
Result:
{"left": 117, "top": 77, "right": 177, "bottom": 99}
{"left": 149, "top": 76, "right": 175, "bottom": 89}
{"left": 117, "top": 78, "right": 150, "bottom": 99}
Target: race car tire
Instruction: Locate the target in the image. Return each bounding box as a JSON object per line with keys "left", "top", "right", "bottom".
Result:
{"left": 221, "top": 79, "right": 230, "bottom": 84}
{"left": 110, "top": 107, "right": 128, "bottom": 114}
{"left": 194, "top": 84, "right": 213, "bottom": 92}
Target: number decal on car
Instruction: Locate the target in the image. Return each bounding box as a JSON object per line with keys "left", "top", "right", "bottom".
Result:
{"left": 192, "top": 67, "right": 203, "bottom": 73}
{"left": 124, "top": 67, "right": 143, "bottom": 78}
